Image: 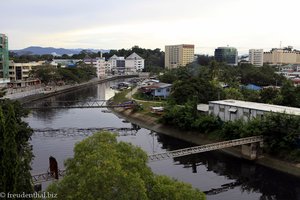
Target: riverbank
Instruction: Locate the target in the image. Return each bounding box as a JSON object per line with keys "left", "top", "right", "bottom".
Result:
{"left": 12, "top": 75, "right": 137, "bottom": 104}
{"left": 112, "top": 107, "right": 300, "bottom": 177}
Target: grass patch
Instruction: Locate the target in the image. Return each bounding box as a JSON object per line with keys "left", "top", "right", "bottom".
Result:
{"left": 138, "top": 101, "right": 163, "bottom": 115}
{"left": 112, "top": 89, "right": 130, "bottom": 104}
{"left": 112, "top": 88, "right": 164, "bottom": 119}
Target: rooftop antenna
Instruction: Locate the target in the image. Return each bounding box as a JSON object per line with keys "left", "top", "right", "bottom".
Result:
{"left": 280, "top": 41, "right": 282, "bottom": 49}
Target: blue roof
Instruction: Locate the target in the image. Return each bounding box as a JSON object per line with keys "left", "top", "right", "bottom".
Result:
{"left": 244, "top": 84, "right": 262, "bottom": 91}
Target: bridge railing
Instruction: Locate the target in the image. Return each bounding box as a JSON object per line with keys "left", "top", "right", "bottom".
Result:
{"left": 33, "top": 127, "right": 139, "bottom": 137}
{"left": 32, "top": 169, "right": 66, "bottom": 184}
{"left": 148, "top": 136, "right": 263, "bottom": 162}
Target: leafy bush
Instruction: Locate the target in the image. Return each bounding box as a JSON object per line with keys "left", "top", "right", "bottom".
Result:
{"left": 192, "top": 114, "right": 222, "bottom": 134}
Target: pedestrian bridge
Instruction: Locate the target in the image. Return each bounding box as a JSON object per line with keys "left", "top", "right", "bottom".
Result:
{"left": 33, "top": 127, "right": 139, "bottom": 137}
{"left": 148, "top": 136, "right": 263, "bottom": 162}
{"left": 32, "top": 135, "right": 263, "bottom": 184}
{"left": 32, "top": 169, "right": 66, "bottom": 184}
{"left": 24, "top": 100, "right": 138, "bottom": 109}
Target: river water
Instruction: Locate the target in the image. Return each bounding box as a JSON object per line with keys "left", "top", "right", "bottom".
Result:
{"left": 25, "top": 80, "right": 300, "bottom": 200}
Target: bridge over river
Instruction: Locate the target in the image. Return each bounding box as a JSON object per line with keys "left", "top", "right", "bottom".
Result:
{"left": 32, "top": 135, "right": 263, "bottom": 184}
{"left": 24, "top": 100, "right": 139, "bottom": 109}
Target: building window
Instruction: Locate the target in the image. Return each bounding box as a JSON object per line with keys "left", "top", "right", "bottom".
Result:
{"left": 243, "top": 109, "right": 249, "bottom": 117}
{"left": 157, "top": 89, "right": 161, "bottom": 92}
{"left": 219, "top": 106, "right": 225, "bottom": 112}
{"left": 229, "top": 107, "right": 237, "bottom": 113}
{"left": 257, "top": 114, "right": 264, "bottom": 119}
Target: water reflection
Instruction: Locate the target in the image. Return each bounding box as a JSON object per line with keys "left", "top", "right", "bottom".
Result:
{"left": 155, "top": 133, "right": 300, "bottom": 200}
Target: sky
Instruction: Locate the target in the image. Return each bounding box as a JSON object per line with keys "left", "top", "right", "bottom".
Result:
{"left": 1, "top": 0, "right": 300, "bottom": 55}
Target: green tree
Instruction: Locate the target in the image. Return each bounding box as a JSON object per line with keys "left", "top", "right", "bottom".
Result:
{"left": 0, "top": 100, "right": 33, "bottom": 193}
{"left": 47, "top": 132, "right": 205, "bottom": 200}
{"left": 259, "top": 88, "right": 281, "bottom": 104}
{"left": 149, "top": 175, "right": 205, "bottom": 200}
{"left": 209, "top": 60, "right": 219, "bottom": 80}
{"left": 224, "top": 88, "right": 244, "bottom": 100}
{"left": 160, "top": 101, "right": 198, "bottom": 130}
{"left": 170, "top": 77, "right": 220, "bottom": 105}
{"left": 260, "top": 113, "right": 300, "bottom": 157}
{"left": 196, "top": 54, "right": 214, "bottom": 66}
{"left": 2, "top": 105, "right": 19, "bottom": 193}
{"left": 0, "top": 88, "right": 6, "bottom": 97}
{"left": 280, "top": 80, "right": 300, "bottom": 107}
{"left": 241, "top": 88, "right": 260, "bottom": 102}
{"left": 30, "top": 65, "right": 61, "bottom": 85}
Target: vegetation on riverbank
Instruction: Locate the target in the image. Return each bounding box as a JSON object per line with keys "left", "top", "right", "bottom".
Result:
{"left": 152, "top": 63, "right": 300, "bottom": 162}
{"left": 30, "top": 64, "right": 96, "bottom": 85}
{"left": 47, "top": 132, "right": 206, "bottom": 200}
{"left": 112, "top": 89, "right": 130, "bottom": 104}
{"left": 160, "top": 100, "right": 300, "bottom": 162}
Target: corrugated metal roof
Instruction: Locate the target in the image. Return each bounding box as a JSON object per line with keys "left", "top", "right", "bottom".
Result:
{"left": 155, "top": 83, "right": 172, "bottom": 88}
{"left": 197, "top": 104, "right": 209, "bottom": 112}
{"left": 209, "top": 99, "right": 300, "bottom": 115}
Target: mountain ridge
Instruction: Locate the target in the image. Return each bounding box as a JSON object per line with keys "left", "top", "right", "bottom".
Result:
{"left": 11, "top": 46, "right": 110, "bottom": 56}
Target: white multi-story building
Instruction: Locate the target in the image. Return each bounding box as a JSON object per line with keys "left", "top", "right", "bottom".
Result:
{"left": 108, "top": 55, "right": 125, "bottom": 74}
{"left": 83, "top": 57, "right": 106, "bottom": 78}
{"left": 249, "top": 49, "right": 263, "bottom": 66}
{"left": 95, "top": 58, "right": 106, "bottom": 78}
{"left": 125, "top": 52, "right": 144, "bottom": 73}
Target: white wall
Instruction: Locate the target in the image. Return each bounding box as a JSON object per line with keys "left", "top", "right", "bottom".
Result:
{"left": 209, "top": 103, "right": 265, "bottom": 122}
{"left": 125, "top": 58, "right": 144, "bottom": 72}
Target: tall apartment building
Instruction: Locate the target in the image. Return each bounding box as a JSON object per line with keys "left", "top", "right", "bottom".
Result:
{"left": 249, "top": 49, "right": 263, "bottom": 66}
{"left": 165, "top": 44, "right": 195, "bottom": 69}
{"left": 0, "top": 33, "right": 9, "bottom": 84}
{"left": 214, "top": 47, "right": 238, "bottom": 66}
{"left": 83, "top": 57, "right": 107, "bottom": 78}
{"left": 125, "top": 52, "right": 144, "bottom": 73}
{"left": 263, "top": 48, "right": 300, "bottom": 65}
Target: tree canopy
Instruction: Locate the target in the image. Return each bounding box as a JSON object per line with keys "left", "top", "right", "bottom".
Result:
{"left": 30, "top": 64, "right": 96, "bottom": 85}
{"left": 0, "top": 99, "right": 33, "bottom": 194}
{"left": 47, "top": 132, "right": 205, "bottom": 200}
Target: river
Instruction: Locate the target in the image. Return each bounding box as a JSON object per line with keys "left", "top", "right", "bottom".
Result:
{"left": 25, "top": 80, "right": 300, "bottom": 200}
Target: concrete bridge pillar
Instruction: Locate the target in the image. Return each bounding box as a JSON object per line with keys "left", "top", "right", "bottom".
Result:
{"left": 241, "top": 141, "right": 263, "bottom": 160}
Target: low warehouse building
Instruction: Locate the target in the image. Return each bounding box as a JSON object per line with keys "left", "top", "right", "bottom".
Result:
{"left": 209, "top": 99, "right": 300, "bottom": 122}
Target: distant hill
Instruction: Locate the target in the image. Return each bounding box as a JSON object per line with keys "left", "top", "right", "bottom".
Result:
{"left": 11, "top": 46, "right": 110, "bottom": 56}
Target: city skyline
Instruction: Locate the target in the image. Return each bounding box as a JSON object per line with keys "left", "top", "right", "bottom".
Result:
{"left": 1, "top": 0, "right": 300, "bottom": 55}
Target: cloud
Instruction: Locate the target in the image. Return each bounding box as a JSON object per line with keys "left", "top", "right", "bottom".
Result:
{"left": 1, "top": 0, "right": 300, "bottom": 54}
